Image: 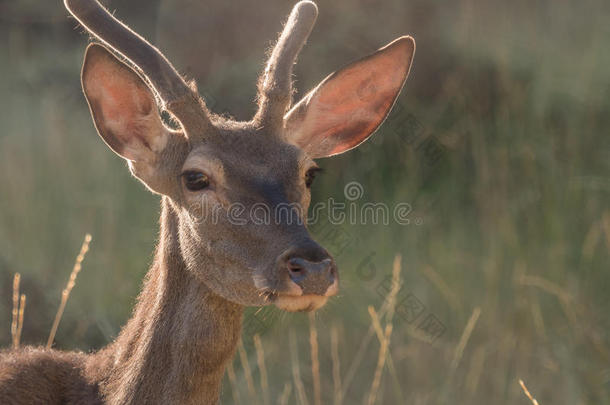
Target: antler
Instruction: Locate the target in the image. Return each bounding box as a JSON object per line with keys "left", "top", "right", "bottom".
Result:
{"left": 64, "top": 0, "right": 213, "bottom": 136}
{"left": 254, "top": 1, "right": 318, "bottom": 131}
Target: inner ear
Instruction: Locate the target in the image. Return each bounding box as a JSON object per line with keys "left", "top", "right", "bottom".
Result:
{"left": 82, "top": 43, "right": 167, "bottom": 163}
{"left": 284, "top": 36, "right": 415, "bottom": 158}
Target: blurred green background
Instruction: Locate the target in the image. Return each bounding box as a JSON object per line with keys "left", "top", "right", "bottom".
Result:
{"left": 1, "top": 0, "right": 609, "bottom": 403}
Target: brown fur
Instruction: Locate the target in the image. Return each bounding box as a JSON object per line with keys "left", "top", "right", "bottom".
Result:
{"left": 0, "top": 1, "right": 415, "bottom": 404}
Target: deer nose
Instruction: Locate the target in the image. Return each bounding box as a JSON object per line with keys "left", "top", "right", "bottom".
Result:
{"left": 285, "top": 257, "right": 336, "bottom": 296}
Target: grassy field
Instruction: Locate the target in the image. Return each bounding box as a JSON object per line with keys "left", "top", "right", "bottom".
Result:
{"left": 1, "top": 0, "right": 609, "bottom": 403}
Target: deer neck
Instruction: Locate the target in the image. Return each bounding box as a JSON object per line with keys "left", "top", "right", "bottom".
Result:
{"left": 90, "top": 197, "right": 243, "bottom": 405}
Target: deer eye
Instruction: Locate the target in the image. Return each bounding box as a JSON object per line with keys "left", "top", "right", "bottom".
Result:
{"left": 305, "top": 167, "right": 322, "bottom": 188}
{"left": 182, "top": 171, "right": 210, "bottom": 191}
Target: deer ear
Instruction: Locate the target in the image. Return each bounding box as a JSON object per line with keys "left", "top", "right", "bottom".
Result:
{"left": 81, "top": 43, "right": 168, "bottom": 163}
{"left": 284, "top": 36, "right": 415, "bottom": 158}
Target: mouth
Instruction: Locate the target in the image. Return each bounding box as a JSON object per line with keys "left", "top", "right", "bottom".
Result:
{"left": 269, "top": 280, "right": 339, "bottom": 312}
{"left": 274, "top": 294, "right": 329, "bottom": 312}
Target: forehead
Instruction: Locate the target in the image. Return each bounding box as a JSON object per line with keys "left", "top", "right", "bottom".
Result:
{"left": 183, "top": 125, "right": 311, "bottom": 182}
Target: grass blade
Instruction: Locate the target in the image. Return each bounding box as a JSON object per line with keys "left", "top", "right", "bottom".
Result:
{"left": 47, "top": 233, "right": 91, "bottom": 349}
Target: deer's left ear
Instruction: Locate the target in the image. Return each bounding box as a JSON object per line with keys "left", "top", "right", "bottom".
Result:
{"left": 284, "top": 36, "right": 415, "bottom": 158}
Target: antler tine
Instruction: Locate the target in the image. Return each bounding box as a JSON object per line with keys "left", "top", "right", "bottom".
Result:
{"left": 64, "top": 0, "right": 213, "bottom": 135}
{"left": 254, "top": 1, "right": 318, "bottom": 131}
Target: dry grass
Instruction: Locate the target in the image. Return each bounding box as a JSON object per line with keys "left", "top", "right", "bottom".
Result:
{"left": 365, "top": 255, "right": 403, "bottom": 405}
{"left": 519, "top": 379, "right": 540, "bottom": 405}
{"left": 6, "top": 236, "right": 91, "bottom": 350}
{"left": 8, "top": 235, "right": 91, "bottom": 350}
{"left": 308, "top": 312, "right": 321, "bottom": 405}
{"left": 10, "top": 274, "right": 26, "bottom": 349}
{"left": 16, "top": 294, "right": 26, "bottom": 348}
{"left": 337, "top": 255, "right": 402, "bottom": 403}
{"left": 450, "top": 307, "right": 482, "bottom": 373}
{"left": 10, "top": 273, "right": 20, "bottom": 349}
{"left": 226, "top": 358, "right": 242, "bottom": 404}
{"left": 46, "top": 233, "right": 92, "bottom": 349}
{"left": 366, "top": 306, "right": 393, "bottom": 405}
{"left": 253, "top": 334, "right": 270, "bottom": 405}
{"left": 278, "top": 382, "right": 292, "bottom": 405}
{"left": 237, "top": 339, "right": 257, "bottom": 402}
{"left": 339, "top": 318, "right": 378, "bottom": 403}
{"left": 602, "top": 212, "right": 610, "bottom": 252}
{"left": 290, "top": 328, "right": 310, "bottom": 405}
{"left": 330, "top": 325, "right": 342, "bottom": 405}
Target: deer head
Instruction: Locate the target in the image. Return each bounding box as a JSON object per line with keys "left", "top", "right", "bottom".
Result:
{"left": 66, "top": 0, "right": 415, "bottom": 312}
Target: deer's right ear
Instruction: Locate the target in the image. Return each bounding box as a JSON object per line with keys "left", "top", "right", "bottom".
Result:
{"left": 284, "top": 36, "right": 415, "bottom": 158}
{"left": 81, "top": 44, "right": 168, "bottom": 164}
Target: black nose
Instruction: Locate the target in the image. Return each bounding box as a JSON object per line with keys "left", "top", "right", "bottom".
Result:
{"left": 285, "top": 257, "right": 336, "bottom": 295}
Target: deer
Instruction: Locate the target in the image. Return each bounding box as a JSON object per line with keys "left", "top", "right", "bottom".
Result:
{"left": 0, "top": 0, "right": 415, "bottom": 403}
